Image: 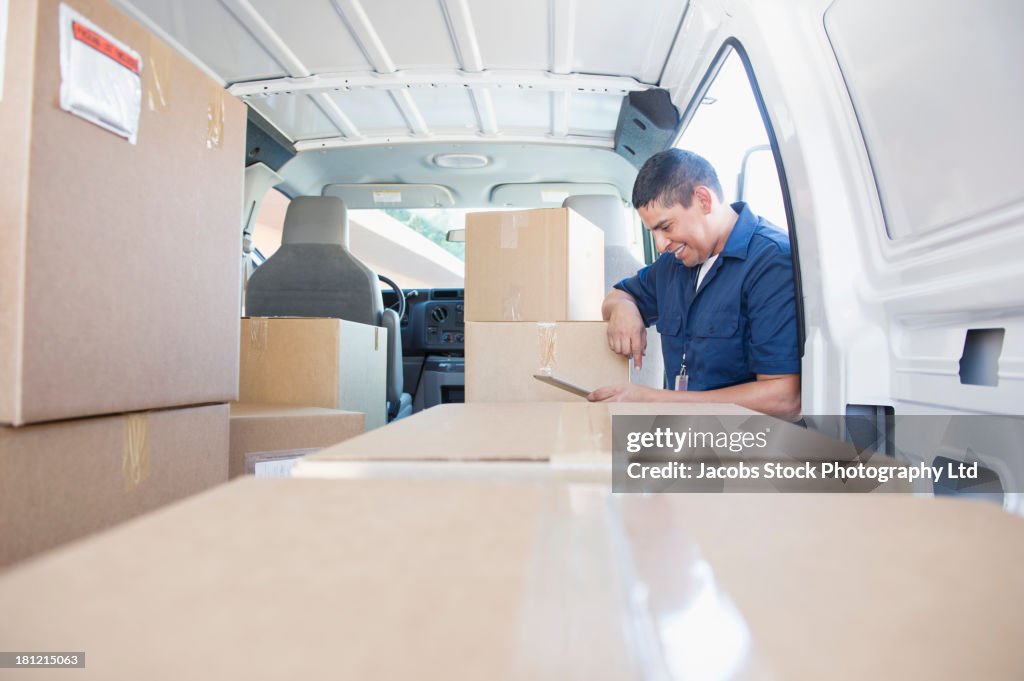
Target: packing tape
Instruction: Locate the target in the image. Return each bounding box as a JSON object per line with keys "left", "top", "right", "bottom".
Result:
{"left": 374, "top": 326, "right": 380, "bottom": 351}
{"left": 206, "top": 84, "right": 224, "bottom": 149}
{"left": 503, "top": 287, "right": 522, "bottom": 322}
{"left": 550, "top": 403, "right": 609, "bottom": 465}
{"left": 613, "top": 495, "right": 772, "bottom": 680}
{"left": 145, "top": 34, "right": 171, "bottom": 112}
{"left": 248, "top": 317, "right": 269, "bottom": 360}
{"left": 536, "top": 322, "right": 557, "bottom": 375}
{"left": 121, "top": 413, "right": 150, "bottom": 491}
{"left": 510, "top": 484, "right": 637, "bottom": 679}
{"left": 500, "top": 213, "right": 520, "bottom": 249}
{"left": 542, "top": 210, "right": 554, "bottom": 323}
{"left": 509, "top": 484, "right": 771, "bottom": 679}
{"left": 500, "top": 212, "right": 524, "bottom": 320}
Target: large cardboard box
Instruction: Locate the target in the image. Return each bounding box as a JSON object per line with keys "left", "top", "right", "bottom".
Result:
{"left": 0, "top": 403, "right": 229, "bottom": 567}
{"left": 1, "top": 477, "right": 1020, "bottom": 680}
{"left": 239, "top": 318, "right": 388, "bottom": 430}
{"left": 229, "top": 402, "right": 364, "bottom": 478}
{"left": 292, "top": 402, "right": 905, "bottom": 494}
{"left": 464, "top": 208, "right": 604, "bottom": 322}
{"left": 291, "top": 401, "right": 802, "bottom": 468}
{"left": 465, "top": 321, "right": 628, "bottom": 402}
{"left": 295, "top": 402, "right": 621, "bottom": 473}
{"left": 0, "top": 0, "right": 246, "bottom": 426}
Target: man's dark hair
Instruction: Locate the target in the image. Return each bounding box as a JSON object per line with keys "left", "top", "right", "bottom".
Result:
{"left": 631, "top": 149, "right": 724, "bottom": 209}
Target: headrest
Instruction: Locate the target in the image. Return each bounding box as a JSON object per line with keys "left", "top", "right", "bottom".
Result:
{"left": 282, "top": 196, "right": 349, "bottom": 247}
{"left": 562, "top": 194, "right": 630, "bottom": 247}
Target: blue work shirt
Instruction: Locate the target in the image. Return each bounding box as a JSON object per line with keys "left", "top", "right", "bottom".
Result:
{"left": 615, "top": 202, "right": 800, "bottom": 391}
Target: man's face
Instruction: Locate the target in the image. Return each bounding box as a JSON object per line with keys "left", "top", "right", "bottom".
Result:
{"left": 637, "top": 195, "right": 712, "bottom": 268}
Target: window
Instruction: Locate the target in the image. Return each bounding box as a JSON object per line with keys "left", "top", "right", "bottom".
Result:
{"left": 674, "top": 48, "right": 788, "bottom": 232}
{"left": 250, "top": 188, "right": 290, "bottom": 260}
{"left": 348, "top": 208, "right": 468, "bottom": 290}
{"left": 250, "top": 192, "right": 470, "bottom": 289}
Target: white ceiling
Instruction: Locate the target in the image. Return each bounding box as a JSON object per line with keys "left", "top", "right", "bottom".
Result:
{"left": 113, "top": 0, "right": 689, "bottom": 146}
{"left": 111, "top": 0, "right": 692, "bottom": 204}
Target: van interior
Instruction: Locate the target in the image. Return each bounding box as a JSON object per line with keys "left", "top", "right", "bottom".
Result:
{"left": 1, "top": 0, "right": 1023, "bottom": 677}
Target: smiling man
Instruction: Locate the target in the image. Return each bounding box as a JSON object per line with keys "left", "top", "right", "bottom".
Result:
{"left": 588, "top": 149, "right": 801, "bottom": 420}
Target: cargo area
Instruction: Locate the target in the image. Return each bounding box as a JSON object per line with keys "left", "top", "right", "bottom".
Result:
{"left": 1, "top": 0, "right": 1022, "bottom": 678}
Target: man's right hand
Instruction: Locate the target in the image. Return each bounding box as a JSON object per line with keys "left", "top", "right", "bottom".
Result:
{"left": 602, "top": 290, "right": 647, "bottom": 370}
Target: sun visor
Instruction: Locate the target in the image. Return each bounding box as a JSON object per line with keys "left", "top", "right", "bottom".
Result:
{"left": 321, "top": 183, "right": 456, "bottom": 209}
{"left": 613, "top": 89, "right": 680, "bottom": 168}
{"left": 246, "top": 109, "right": 296, "bottom": 171}
{"left": 490, "top": 183, "right": 620, "bottom": 207}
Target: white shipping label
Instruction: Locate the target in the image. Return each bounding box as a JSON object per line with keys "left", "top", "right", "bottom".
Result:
{"left": 372, "top": 190, "right": 402, "bottom": 204}
{"left": 252, "top": 457, "right": 300, "bottom": 477}
{"left": 245, "top": 448, "right": 319, "bottom": 477}
{"left": 58, "top": 4, "right": 142, "bottom": 144}
{"left": 0, "top": 0, "right": 8, "bottom": 101}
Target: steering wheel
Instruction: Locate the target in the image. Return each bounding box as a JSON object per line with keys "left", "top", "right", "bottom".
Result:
{"left": 378, "top": 274, "right": 406, "bottom": 321}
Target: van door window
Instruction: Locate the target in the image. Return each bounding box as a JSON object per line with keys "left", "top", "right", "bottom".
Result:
{"left": 251, "top": 188, "right": 290, "bottom": 262}
{"left": 674, "top": 48, "right": 788, "bottom": 232}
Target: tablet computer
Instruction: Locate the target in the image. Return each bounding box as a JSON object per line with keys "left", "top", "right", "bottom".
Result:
{"left": 532, "top": 374, "right": 592, "bottom": 399}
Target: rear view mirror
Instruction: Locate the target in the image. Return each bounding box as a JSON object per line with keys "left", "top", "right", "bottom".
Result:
{"left": 447, "top": 229, "right": 465, "bottom": 242}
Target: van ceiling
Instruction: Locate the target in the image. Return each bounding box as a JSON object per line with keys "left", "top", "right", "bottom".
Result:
{"left": 111, "top": 0, "right": 692, "bottom": 205}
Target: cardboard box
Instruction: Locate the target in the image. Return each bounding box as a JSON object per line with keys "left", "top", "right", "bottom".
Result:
{"left": 293, "top": 402, "right": 905, "bottom": 494}
{"left": 0, "top": 0, "right": 245, "bottom": 426}
{"left": 464, "top": 208, "right": 604, "bottom": 322}
{"left": 0, "top": 403, "right": 229, "bottom": 567}
{"left": 229, "top": 402, "right": 364, "bottom": 478}
{"left": 0, "top": 477, "right": 1020, "bottom": 680}
{"left": 465, "top": 321, "right": 628, "bottom": 402}
{"left": 239, "top": 318, "right": 387, "bottom": 430}
{"left": 294, "top": 401, "right": 761, "bottom": 473}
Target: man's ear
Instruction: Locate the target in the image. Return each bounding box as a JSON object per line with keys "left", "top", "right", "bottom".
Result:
{"left": 693, "top": 185, "right": 714, "bottom": 213}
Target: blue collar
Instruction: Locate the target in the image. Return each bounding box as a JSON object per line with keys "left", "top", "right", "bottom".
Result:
{"left": 720, "top": 202, "right": 758, "bottom": 260}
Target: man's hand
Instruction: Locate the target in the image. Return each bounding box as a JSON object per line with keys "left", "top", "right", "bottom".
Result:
{"left": 603, "top": 289, "right": 647, "bottom": 370}
{"left": 587, "top": 384, "right": 664, "bottom": 402}
{"left": 586, "top": 374, "right": 801, "bottom": 421}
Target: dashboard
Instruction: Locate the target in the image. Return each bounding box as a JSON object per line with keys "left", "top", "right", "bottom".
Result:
{"left": 383, "top": 288, "right": 465, "bottom": 356}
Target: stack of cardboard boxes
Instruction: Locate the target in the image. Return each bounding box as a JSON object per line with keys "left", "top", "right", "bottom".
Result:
{"left": 0, "top": 0, "right": 246, "bottom": 567}
{"left": 463, "top": 207, "right": 630, "bottom": 400}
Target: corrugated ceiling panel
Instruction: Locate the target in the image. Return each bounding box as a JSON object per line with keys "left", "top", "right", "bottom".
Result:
{"left": 248, "top": 95, "right": 340, "bottom": 141}
{"left": 360, "top": 2, "right": 459, "bottom": 70}
{"left": 568, "top": 93, "right": 622, "bottom": 136}
{"left": 406, "top": 88, "right": 479, "bottom": 131}
{"left": 248, "top": 0, "right": 371, "bottom": 73}
{"left": 326, "top": 90, "right": 410, "bottom": 131}
{"left": 572, "top": 0, "right": 684, "bottom": 79}
{"left": 468, "top": 0, "right": 550, "bottom": 70}
{"left": 489, "top": 89, "right": 551, "bottom": 131}
{"left": 113, "top": 0, "right": 285, "bottom": 82}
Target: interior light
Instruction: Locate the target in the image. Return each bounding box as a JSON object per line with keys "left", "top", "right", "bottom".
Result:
{"left": 432, "top": 153, "right": 490, "bottom": 169}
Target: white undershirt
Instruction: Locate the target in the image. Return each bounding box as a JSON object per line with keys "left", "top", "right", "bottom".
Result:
{"left": 695, "top": 252, "right": 720, "bottom": 292}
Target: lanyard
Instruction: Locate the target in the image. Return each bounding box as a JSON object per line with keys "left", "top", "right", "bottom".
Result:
{"left": 674, "top": 353, "right": 689, "bottom": 391}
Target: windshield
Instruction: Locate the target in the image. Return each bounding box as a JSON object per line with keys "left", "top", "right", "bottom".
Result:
{"left": 254, "top": 192, "right": 504, "bottom": 289}
{"left": 348, "top": 208, "right": 469, "bottom": 289}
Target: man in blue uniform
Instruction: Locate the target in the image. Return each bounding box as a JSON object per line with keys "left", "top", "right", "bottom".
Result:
{"left": 587, "top": 149, "right": 801, "bottom": 420}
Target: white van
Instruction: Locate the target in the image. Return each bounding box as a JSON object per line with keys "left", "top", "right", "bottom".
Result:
{"left": 109, "top": 0, "right": 1020, "bottom": 501}
{"left": 1, "top": 0, "right": 1023, "bottom": 676}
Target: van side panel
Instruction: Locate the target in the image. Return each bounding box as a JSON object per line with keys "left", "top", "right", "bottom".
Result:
{"left": 824, "top": 0, "right": 1024, "bottom": 417}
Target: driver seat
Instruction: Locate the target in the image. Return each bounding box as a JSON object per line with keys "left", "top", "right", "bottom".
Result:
{"left": 245, "top": 196, "right": 413, "bottom": 421}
